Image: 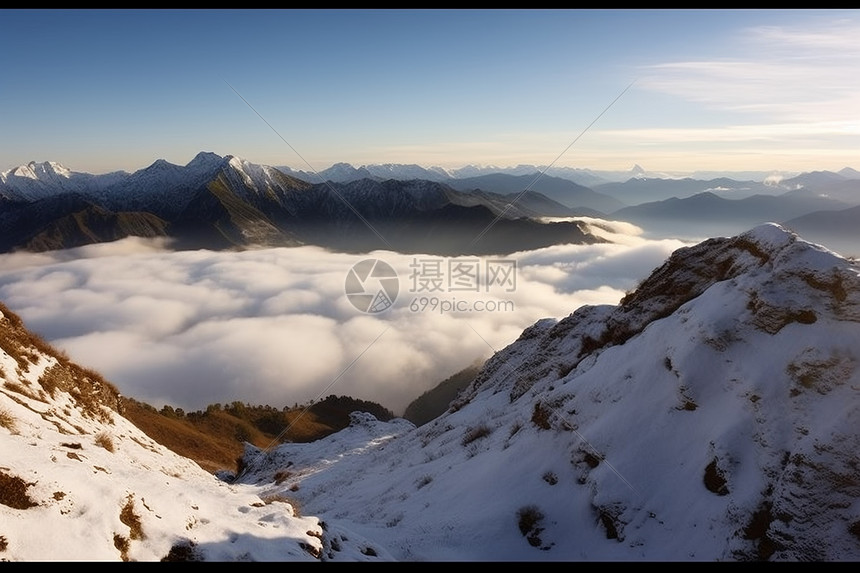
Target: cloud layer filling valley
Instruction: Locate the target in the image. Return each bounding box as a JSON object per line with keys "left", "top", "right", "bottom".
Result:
{"left": 0, "top": 222, "right": 690, "bottom": 415}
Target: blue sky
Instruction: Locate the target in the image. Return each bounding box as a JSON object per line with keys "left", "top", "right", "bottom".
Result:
{"left": 2, "top": 9, "right": 858, "bottom": 175}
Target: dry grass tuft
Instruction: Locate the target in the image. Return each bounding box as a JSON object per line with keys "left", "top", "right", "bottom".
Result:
{"left": 0, "top": 470, "right": 38, "bottom": 510}
{"left": 531, "top": 402, "right": 552, "bottom": 430}
{"left": 0, "top": 407, "right": 16, "bottom": 433}
{"left": 461, "top": 424, "right": 492, "bottom": 446}
{"left": 516, "top": 505, "right": 545, "bottom": 547}
{"left": 113, "top": 533, "right": 130, "bottom": 561}
{"left": 3, "top": 381, "right": 34, "bottom": 399}
{"left": 70, "top": 367, "right": 119, "bottom": 424}
{"left": 95, "top": 431, "right": 116, "bottom": 453}
{"left": 161, "top": 540, "right": 202, "bottom": 562}
{"left": 120, "top": 494, "right": 145, "bottom": 541}
{"left": 37, "top": 364, "right": 64, "bottom": 398}
{"left": 262, "top": 494, "right": 300, "bottom": 516}
{"left": 704, "top": 458, "right": 729, "bottom": 496}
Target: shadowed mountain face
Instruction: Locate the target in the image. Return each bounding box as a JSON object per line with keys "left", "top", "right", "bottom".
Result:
{"left": 402, "top": 360, "right": 483, "bottom": 427}
{"left": 5, "top": 155, "right": 859, "bottom": 256}
{"left": 588, "top": 170, "right": 860, "bottom": 256}
{"left": 0, "top": 201, "right": 175, "bottom": 255}
{"left": 783, "top": 204, "right": 860, "bottom": 259}
{"left": 594, "top": 176, "right": 777, "bottom": 204}
{"left": 444, "top": 172, "right": 624, "bottom": 213}
{"left": 0, "top": 153, "right": 604, "bottom": 256}
{"left": 608, "top": 190, "right": 859, "bottom": 246}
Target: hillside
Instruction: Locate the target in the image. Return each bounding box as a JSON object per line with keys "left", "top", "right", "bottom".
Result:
{"left": 402, "top": 361, "right": 483, "bottom": 427}
{"left": 2, "top": 223, "right": 859, "bottom": 561}
{"left": 120, "top": 396, "right": 395, "bottom": 474}
{"left": 0, "top": 300, "right": 391, "bottom": 561}
{"left": 239, "top": 223, "right": 860, "bottom": 561}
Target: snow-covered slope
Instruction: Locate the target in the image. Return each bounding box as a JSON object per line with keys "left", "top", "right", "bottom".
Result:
{"left": 0, "top": 304, "right": 383, "bottom": 562}
{"left": 0, "top": 161, "right": 126, "bottom": 202}
{"left": 2, "top": 223, "right": 858, "bottom": 561}
{"left": 239, "top": 223, "right": 860, "bottom": 561}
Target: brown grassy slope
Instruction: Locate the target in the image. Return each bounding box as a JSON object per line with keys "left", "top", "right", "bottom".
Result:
{"left": 1, "top": 301, "right": 121, "bottom": 424}
{"left": 119, "top": 399, "right": 249, "bottom": 474}
{"left": 3, "top": 299, "right": 396, "bottom": 475}
{"left": 121, "top": 396, "right": 396, "bottom": 475}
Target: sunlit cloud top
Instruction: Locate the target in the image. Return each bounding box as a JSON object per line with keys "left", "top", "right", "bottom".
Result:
{"left": 0, "top": 223, "right": 690, "bottom": 415}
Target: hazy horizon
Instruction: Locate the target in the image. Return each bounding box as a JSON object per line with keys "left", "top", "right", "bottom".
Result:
{"left": 6, "top": 150, "right": 856, "bottom": 182}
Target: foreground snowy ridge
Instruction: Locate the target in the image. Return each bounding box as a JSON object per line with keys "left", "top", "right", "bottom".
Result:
{"left": 0, "top": 306, "right": 383, "bottom": 561}
{"left": 240, "top": 223, "right": 860, "bottom": 561}
{"left": 1, "top": 223, "right": 859, "bottom": 561}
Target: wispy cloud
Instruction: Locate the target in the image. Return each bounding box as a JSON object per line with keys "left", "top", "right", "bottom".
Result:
{"left": 355, "top": 18, "right": 860, "bottom": 174}
{"left": 636, "top": 20, "right": 860, "bottom": 124}
{"left": 591, "top": 18, "right": 860, "bottom": 171}
{"left": 600, "top": 121, "right": 860, "bottom": 144}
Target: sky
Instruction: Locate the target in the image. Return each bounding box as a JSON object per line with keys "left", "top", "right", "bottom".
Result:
{"left": 2, "top": 9, "right": 859, "bottom": 176}
{"left": 2, "top": 222, "right": 858, "bottom": 561}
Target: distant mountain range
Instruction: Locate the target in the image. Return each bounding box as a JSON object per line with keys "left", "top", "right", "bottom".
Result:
{"left": 277, "top": 161, "right": 801, "bottom": 188}
{"left": 608, "top": 179, "right": 860, "bottom": 257}
{"left": 0, "top": 153, "right": 604, "bottom": 256}
{"left": 612, "top": 189, "right": 856, "bottom": 236}
{"left": 2, "top": 153, "right": 859, "bottom": 256}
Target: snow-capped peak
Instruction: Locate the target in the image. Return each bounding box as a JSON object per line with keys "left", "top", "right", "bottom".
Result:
{"left": 147, "top": 158, "right": 178, "bottom": 170}
{"left": 28, "top": 160, "right": 71, "bottom": 179}
{"left": 0, "top": 160, "right": 93, "bottom": 201}
{"left": 186, "top": 151, "right": 226, "bottom": 172}
{"left": 2, "top": 160, "right": 72, "bottom": 183}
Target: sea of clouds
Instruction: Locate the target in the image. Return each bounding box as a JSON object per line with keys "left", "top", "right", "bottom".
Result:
{"left": 0, "top": 219, "right": 693, "bottom": 415}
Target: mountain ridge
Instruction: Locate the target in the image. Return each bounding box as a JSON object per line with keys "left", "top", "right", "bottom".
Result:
{"left": 0, "top": 153, "right": 605, "bottom": 256}
{"left": 238, "top": 223, "right": 860, "bottom": 561}
{"left": 5, "top": 154, "right": 859, "bottom": 258}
